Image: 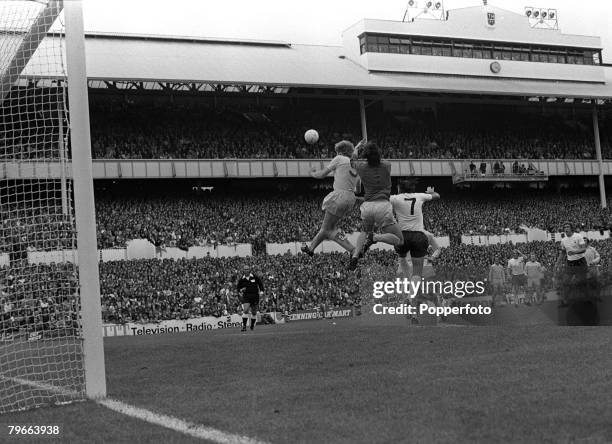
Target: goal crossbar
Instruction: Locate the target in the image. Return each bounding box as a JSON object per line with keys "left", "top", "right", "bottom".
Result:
{"left": 0, "top": 0, "right": 63, "bottom": 101}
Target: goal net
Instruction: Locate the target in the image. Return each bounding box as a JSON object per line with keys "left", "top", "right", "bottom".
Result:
{"left": 0, "top": 0, "right": 103, "bottom": 413}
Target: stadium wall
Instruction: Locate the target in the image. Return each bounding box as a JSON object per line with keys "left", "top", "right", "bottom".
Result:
{"left": 266, "top": 233, "right": 450, "bottom": 255}
{"left": 1, "top": 159, "right": 607, "bottom": 179}
{"left": 461, "top": 229, "right": 610, "bottom": 246}
{"left": 101, "top": 308, "right": 354, "bottom": 337}
{"left": 4, "top": 230, "right": 606, "bottom": 266}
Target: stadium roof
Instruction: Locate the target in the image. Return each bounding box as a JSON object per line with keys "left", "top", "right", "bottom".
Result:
{"left": 21, "top": 32, "right": 612, "bottom": 100}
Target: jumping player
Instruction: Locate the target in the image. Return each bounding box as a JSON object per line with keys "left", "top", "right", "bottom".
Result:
{"left": 302, "top": 140, "right": 359, "bottom": 257}
{"left": 237, "top": 265, "right": 264, "bottom": 332}
{"left": 390, "top": 179, "right": 440, "bottom": 281}
{"left": 349, "top": 141, "right": 403, "bottom": 269}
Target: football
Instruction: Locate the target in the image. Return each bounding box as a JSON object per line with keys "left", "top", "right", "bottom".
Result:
{"left": 304, "top": 129, "right": 319, "bottom": 144}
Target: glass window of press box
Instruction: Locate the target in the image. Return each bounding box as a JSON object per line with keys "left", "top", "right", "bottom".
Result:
{"left": 358, "top": 34, "right": 602, "bottom": 65}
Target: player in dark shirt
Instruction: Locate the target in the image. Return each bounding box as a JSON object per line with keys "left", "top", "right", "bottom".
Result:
{"left": 237, "top": 266, "right": 264, "bottom": 332}
{"left": 349, "top": 141, "right": 403, "bottom": 270}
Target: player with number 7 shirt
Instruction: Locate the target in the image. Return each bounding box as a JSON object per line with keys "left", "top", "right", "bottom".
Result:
{"left": 390, "top": 178, "right": 440, "bottom": 282}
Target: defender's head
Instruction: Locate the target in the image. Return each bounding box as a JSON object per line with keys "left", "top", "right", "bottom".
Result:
{"left": 562, "top": 221, "right": 573, "bottom": 236}
{"left": 529, "top": 253, "right": 536, "bottom": 261}
{"left": 334, "top": 140, "right": 354, "bottom": 157}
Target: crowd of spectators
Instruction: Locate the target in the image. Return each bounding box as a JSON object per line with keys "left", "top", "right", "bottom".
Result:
{"left": 93, "top": 189, "right": 612, "bottom": 249}
{"left": 88, "top": 102, "right": 612, "bottom": 160}
{"left": 3, "top": 100, "right": 612, "bottom": 161}
{"left": 2, "top": 189, "right": 611, "bottom": 252}
{"left": 94, "top": 189, "right": 361, "bottom": 249}
{"left": 0, "top": 206, "right": 75, "bottom": 253}
{"left": 0, "top": 101, "right": 64, "bottom": 162}
{"left": 0, "top": 252, "right": 372, "bottom": 325}
{"left": 2, "top": 239, "right": 610, "bottom": 325}
{"left": 97, "top": 252, "right": 369, "bottom": 324}
{"left": 0, "top": 262, "right": 80, "bottom": 335}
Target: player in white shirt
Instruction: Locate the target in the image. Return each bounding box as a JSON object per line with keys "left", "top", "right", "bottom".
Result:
{"left": 555, "top": 222, "right": 588, "bottom": 306}
{"left": 390, "top": 179, "right": 440, "bottom": 282}
{"left": 302, "top": 140, "right": 359, "bottom": 256}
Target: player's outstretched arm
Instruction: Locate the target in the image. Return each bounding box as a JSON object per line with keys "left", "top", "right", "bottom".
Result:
{"left": 352, "top": 138, "right": 367, "bottom": 159}
{"left": 426, "top": 186, "right": 440, "bottom": 200}
{"left": 310, "top": 166, "right": 333, "bottom": 179}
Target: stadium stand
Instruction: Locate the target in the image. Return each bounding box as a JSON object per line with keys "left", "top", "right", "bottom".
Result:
{"left": 87, "top": 102, "right": 612, "bottom": 160}
{"left": 2, "top": 188, "right": 611, "bottom": 252}
{"left": 2, "top": 240, "right": 610, "bottom": 324}
{"left": 93, "top": 190, "right": 611, "bottom": 249}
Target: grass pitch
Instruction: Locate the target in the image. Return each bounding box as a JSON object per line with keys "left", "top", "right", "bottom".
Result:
{"left": 2, "top": 317, "right": 612, "bottom": 443}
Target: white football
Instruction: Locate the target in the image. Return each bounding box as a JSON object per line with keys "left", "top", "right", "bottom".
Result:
{"left": 304, "top": 129, "right": 319, "bottom": 144}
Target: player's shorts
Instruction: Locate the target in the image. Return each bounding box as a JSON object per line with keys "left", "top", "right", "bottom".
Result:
{"left": 511, "top": 274, "right": 526, "bottom": 286}
{"left": 567, "top": 258, "right": 587, "bottom": 268}
{"left": 322, "top": 190, "right": 355, "bottom": 218}
{"left": 360, "top": 200, "right": 396, "bottom": 231}
{"left": 565, "top": 258, "right": 588, "bottom": 284}
{"left": 527, "top": 277, "right": 541, "bottom": 288}
{"left": 395, "top": 231, "right": 429, "bottom": 258}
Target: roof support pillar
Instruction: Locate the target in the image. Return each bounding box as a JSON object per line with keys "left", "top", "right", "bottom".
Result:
{"left": 359, "top": 96, "right": 368, "bottom": 142}
{"left": 592, "top": 104, "right": 607, "bottom": 209}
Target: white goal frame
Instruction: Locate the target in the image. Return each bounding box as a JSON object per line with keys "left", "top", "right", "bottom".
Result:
{"left": 64, "top": 0, "right": 107, "bottom": 399}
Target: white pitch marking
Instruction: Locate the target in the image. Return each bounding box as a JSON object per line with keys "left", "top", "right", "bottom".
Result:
{"left": 1, "top": 375, "right": 269, "bottom": 444}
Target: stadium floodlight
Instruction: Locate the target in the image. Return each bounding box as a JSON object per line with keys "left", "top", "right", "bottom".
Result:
{"left": 0, "top": 0, "right": 106, "bottom": 413}
{"left": 526, "top": 5, "right": 559, "bottom": 29}
{"left": 403, "top": 0, "right": 445, "bottom": 21}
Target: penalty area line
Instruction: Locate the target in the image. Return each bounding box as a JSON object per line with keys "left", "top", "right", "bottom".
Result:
{"left": 0, "top": 375, "right": 268, "bottom": 444}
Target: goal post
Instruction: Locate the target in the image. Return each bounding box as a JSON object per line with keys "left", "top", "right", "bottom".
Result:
{"left": 65, "top": 0, "right": 106, "bottom": 400}
{"left": 0, "top": 0, "right": 106, "bottom": 413}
